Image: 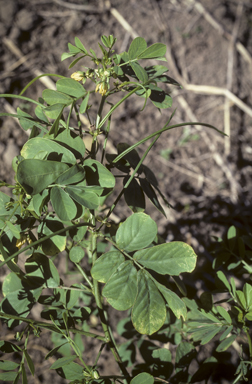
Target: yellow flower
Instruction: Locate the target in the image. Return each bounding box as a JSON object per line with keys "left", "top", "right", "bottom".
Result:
{"left": 95, "top": 82, "right": 108, "bottom": 96}
{"left": 71, "top": 71, "right": 85, "bottom": 82}
{"left": 16, "top": 234, "right": 27, "bottom": 250}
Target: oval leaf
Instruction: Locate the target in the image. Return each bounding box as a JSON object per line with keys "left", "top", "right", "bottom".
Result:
{"left": 134, "top": 242, "right": 197, "bottom": 276}
{"left": 130, "top": 372, "right": 154, "bottom": 384}
{"left": 17, "top": 159, "right": 69, "bottom": 195}
{"left": 116, "top": 212, "right": 157, "bottom": 252}
{"left": 103, "top": 261, "right": 137, "bottom": 310}
{"left": 21, "top": 137, "right": 76, "bottom": 164}
{"left": 138, "top": 43, "right": 166, "bottom": 59}
{"left": 128, "top": 37, "right": 147, "bottom": 60}
{"left": 51, "top": 186, "right": 77, "bottom": 221}
{"left": 42, "top": 89, "right": 72, "bottom": 106}
{"left": 132, "top": 270, "right": 166, "bottom": 335}
{"left": 155, "top": 282, "right": 187, "bottom": 320}
{"left": 65, "top": 186, "right": 100, "bottom": 210}
{"left": 91, "top": 251, "right": 125, "bottom": 283}
{"left": 56, "top": 78, "right": 86, "bottom": 98}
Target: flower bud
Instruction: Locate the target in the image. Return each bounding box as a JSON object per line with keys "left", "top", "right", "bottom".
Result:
{"left": 71, "top": 71, "right": 85, "bottom": 82}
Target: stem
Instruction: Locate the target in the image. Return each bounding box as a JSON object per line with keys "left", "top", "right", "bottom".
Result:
{"left": 98, "top": 86, "right": 141, "bottom": 129}
{"left": 74, "top": 104, "right": 83, "bottom": 138}
{"left": 91, "top": 229, "right": 130, "bottom": 383}
{"left": 74, "top": 262, "right": 93, "bottom": 290}
{"left": 0, "top": 221, "right": 93, "bottom": 268}
{"left": 245, "top": 328, "right": 252, "bottom": 358}
{"left": 96, "top": 95, "right": 106, "bottom": 128}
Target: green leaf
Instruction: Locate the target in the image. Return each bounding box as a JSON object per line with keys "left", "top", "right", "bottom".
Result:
{"left": 21, "top": 137, "right": 76, "bottom": 164}
{"left": 91, "top": 251, "right": 125, "bottom": 283}
{"left": 152, "top": 348, "right": 172, "bottom": 362}
{"left": 175, "top": 341, "right": 195, "bottom": 373}
{"left": 68, "top": 55, "right": 86, "bottom": 69}
{"left": 51, "top": 187, "right": 77, "bottom": 221}
{"left": 45, "top": 342, "right": 69, "bottom": 359}
{"left": 35, "top": 104, "right": 49, "bottom": 122}
{"left": 201, "top": 327, "right": 223, "bottom": 345}
{"left": 61, "top": 52, "right": 77, "bottom": 61}
{"left": 149, "top": 87, "right": 172, "bottom": 109}
{"left": 139, "top": 178, "right": 165, "bottom": 216}
{"left": 138, "top": 43, "right": 166, "bottom": 59}
{"left": 216, "top": 270, "right": 231, "bottom": 292}
{"left": 243, "top": 283, "right": 252, "bottom": 309}
{"left": 128, "top": 37, "right": 147, "bottom": 60}
{"left": 55, "top": 361, "right": 84, "bottom": 381}
{"left": 1, "top": 272, "right": 42, "bottom": 326}
{"left": 116, "top": 212, "right": 157, "bottom": 252}
{"left": 0, "top": 372, "right": 18, "bottom": 381}
{"left": 79, "top": 92, "right": 90, "bottom": 114}
{"left": 43, "top": 103, "right": 65, "bottom": 119}
{"left": 69, "top": 246, "right": 85, "bottom": 263}
{"left": 84, "top": 159, "right": 115, "bottom": 188}
{"left": 145, "top": 65, "right": 168, "bottom": 79}
{"left": 56, "top": 78, "right": 86, "bottom": 98}
{"left": 123, "top": 177, "right": 145, "bottom": 213}
{"left": 54, "top": 127, "right": 86, "bottom": 159}
{"left": 155, "top": 282, "right": 187, "bottom": 320}
{"left": 216, "top": 306, "right": 232, "bottom": 323}
{"left": 75, "top": 37, "right": 87, "bottom": 52}
{"left": 130, "top": 62, "right": 148, "bottom": 83}
{"left": 245, "top": 311, "right": 252, "bottom": 321}
{"left": 130, "top": 372, "right": 154, "bottom": 384}
{"left": 17, "top": 159, "right": 69, "bottom": 195}
{"left": 38, "top": 217, "right": 66, "bottom": 256}
{"left": 134, "top": 242, "right": 197, "bottom": 275}
{"left": 68, "top": 43, "right": 81, "bottom": 53}
{"left": 216, "top": 334, "right": 237, "bottom": 352}
{"left": 17, "top": 108, "right": 34, "bottom": 131}
{"left": 132, "top": 270, "right": 166, "bottom": 335}
{"left": 65, "top": 186, "right": 100, "bottom": 209}
{"left": 0, "top": 341, "right": 22, "bottom": 353}
{"left": 25, "top": 253, "right": 60, "bottom": 288}
{"left": 50, "top": 355, "right": 78, "bottom": 370}
{"left": 219, "top": 325, "right": 233, "bottom": 341}
{"left": 0, "top": 360, "right": 19, "bottom": 370}
{"left": 23, "top": 350, "right": 35, "bottom": 375}
{"left": 54, "top": 164, "right": 85, "bottom": 186}
{"left": 42, "top": 89, "right": 72, "bottom": 106}
{"left": 236, "top": 290, "right": 246, "bottom": 310}
{"left": 103, "top": 261, "right": 137, "bottom": 310}
{"left": 5, "top": 221, "right": 20, "bottom": 239}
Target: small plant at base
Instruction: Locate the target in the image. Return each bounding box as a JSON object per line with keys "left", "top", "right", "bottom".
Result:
{"left": 0, "top": 34, "right": 240, "bottom": 384}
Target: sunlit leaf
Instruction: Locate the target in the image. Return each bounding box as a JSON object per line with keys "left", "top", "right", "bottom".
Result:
{"left": 134, "top": 242, "right": 197, "bottom": 275}
{"left": 116, "top": 212, "right": 157, "bottom": 252}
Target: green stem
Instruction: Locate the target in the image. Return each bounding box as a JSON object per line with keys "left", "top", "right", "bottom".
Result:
{"left": 97, "top": 85, "right": 141, "bottom": 129}
{"left": 245, "top": 328, "right": 252, "bottom": 358}
{"left": 74, "top": 104, "right": 83, "bottom": 138}
{"left": 91, "top": 229, "right": 130, "bottom": 383}
{"left": 74, "top": 262, "right": 93, "bottom": 290}
{"left": 0, "top": 221, "right": 93, "bottom": 269}
{"left": 0, "top": 312, "right": 106, "bottom": 341}
{"left": 96, "top": 95, "right": 106, "bottom": 128}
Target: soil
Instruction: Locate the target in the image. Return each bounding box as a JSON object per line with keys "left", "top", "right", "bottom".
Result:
{"left": 0, "top": 0, "right": 252, "bottom": 383}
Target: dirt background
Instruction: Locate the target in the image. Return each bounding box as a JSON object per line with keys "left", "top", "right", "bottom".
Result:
{"left": 0, "top": 0, "right": 252, "bottom": 383}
